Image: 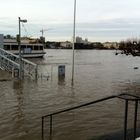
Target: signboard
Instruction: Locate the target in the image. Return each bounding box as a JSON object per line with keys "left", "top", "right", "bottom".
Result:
{"left": 0, "top": 34, "right": 4, "bottom": 48}
{"left": 58, "top": 65, "right": 65, "bottom": 77}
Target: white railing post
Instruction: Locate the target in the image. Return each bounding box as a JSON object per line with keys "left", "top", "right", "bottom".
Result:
{"left": 35, "top": 65, "right": 38, "bottom": 81}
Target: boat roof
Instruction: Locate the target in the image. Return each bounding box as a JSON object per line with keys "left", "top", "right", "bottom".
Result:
{"left": 4, "top": 39, "right": 43, "bottom": 46}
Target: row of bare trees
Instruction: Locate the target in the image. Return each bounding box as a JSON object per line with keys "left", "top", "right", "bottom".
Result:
{"left": 119, "top": 39, "right": 140, "bottom": 56}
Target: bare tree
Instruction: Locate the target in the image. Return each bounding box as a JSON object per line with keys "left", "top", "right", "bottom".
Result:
{"left": 119, "top": 39, "right": 140, "bottom": 56}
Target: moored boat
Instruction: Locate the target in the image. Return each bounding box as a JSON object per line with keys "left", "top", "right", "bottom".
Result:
{"left": 3, "top": 38, "right": 46, "bottom": 58}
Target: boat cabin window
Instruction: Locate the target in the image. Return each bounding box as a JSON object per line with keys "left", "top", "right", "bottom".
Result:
{"left": 12, "top": 45, "right": 18, "bottom": 50}
{"left": 21, "top": 45, "right": 26, "bottom": 49}
{"left": 27, "top": 45, "right": 33, "bottom": 50}
{"left": 40, "top": 45, "right": 43, "bottom": 50}
{"left": 34, "top": 45, "right": 39, "bottom": 50}
{"left": 4, "top": 45, "right": 10, "bottom": 50}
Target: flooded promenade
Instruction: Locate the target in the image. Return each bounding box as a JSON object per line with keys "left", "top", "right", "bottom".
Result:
{"left": 0, "top": 49, "right": 140, "bottom": 140}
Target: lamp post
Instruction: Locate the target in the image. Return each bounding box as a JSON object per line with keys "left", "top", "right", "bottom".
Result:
{"left": 72, "top": 0, "right": 76, "bottom": 85}
{"left": 18, "top": 17, "right": 27, "bottom": 79}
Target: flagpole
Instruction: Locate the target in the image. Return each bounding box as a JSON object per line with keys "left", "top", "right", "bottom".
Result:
{"left": 72, "top": 0, "right": 76, "bottom": 85}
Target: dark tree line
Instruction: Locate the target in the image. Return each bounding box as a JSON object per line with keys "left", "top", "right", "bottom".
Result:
{"left": 119, "top": 39, "right": 140, "bottom": 56}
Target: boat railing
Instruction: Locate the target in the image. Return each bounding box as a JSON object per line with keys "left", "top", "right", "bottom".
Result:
{"left": 41, "top": 93, "right": 140, "bottom": 140}
{"left": 0, "top": 48, "right": 38, "bottom": 80}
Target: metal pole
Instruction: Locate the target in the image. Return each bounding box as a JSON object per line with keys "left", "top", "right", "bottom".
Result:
{"left": 50, "top": 115, "right": 53, "bottom": 140}
{"left": 35, "top": 65, "right": 38, "bottom": 81}
{"left": 42, "top": 117, "right": 44, "bottom": 140}
{"left": 18, "top": 17, "right": 27, "bottom": 79}
{"left": 72, "top": 0, "right": 76, "bottom": 85}
{"left": 124, "top": 100, "right": 128, "bottom": 140}
{"left": 18, "top": 17, "right": 22, "bottom": 79}
{"left": 133, "top": 100, "right": 138, "bottom": 140}
{"left": 42, "top": 29, "right": 44, "bottom": 37}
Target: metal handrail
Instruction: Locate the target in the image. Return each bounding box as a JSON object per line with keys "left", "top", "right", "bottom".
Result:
{"left": 0, "top": 54, "right": 19, "bottom": 67}
{"left": 0, "top": 48, "right": 37, "bottom": 79}
{"left": 41, "top": 93, "right": 140, "bottom": 140}
{"left": 42, "top": 95, "right": 116, "bottom": 118}
{"left": 0, "top": 48, "right": 20, "bottom": 58}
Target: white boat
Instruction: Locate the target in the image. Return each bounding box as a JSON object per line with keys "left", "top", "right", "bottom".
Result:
{"left": 3, "top": 38, "right": 46, "bottom": 58}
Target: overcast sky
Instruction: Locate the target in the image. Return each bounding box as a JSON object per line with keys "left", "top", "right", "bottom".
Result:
{"left": 0, "top": 0, "right": 140, "bottom": 42}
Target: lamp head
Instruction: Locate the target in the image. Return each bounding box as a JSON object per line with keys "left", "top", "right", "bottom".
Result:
{"left": 20, "top": 19, "right": 27, "bottom": 23}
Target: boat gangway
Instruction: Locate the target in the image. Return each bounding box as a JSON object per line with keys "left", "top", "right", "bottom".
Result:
{"left": 0, "top": 48, "right": 38, "bottom": 80}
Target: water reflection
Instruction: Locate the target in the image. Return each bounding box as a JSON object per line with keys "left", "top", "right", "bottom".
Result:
{"left": 13, "top": 80, "right": 27, "bottom": 139}
{"left": 13, "top": 79, "right": 23, "bottom": 90}
{"left": 58, "top": 75, "right": 65, "bottom": 85}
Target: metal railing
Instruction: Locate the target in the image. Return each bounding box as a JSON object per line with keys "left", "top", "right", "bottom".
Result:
{"left": 41, "top": 93, "right": 140, "bottom": 140}
{"left": 22, "top": 57, "right": 38, "bottom": 80}
{"left": 0, "top": 48, "right": 38, "bottom": 80}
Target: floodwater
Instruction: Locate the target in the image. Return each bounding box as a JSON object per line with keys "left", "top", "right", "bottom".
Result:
{"left": 0, "top": 49, "right": 140, "bottom": 140}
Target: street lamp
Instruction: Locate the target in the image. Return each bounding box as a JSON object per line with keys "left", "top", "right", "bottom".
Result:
{"left": 72, "top": 0, "right": 76, "bottom": 85}
{"left": 18, "top": 17, "right": 27, "bottom": 79}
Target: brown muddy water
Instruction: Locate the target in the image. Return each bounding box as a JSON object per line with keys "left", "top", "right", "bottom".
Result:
{"left": 0, "top": 49, "right": 140, "bottom": 140}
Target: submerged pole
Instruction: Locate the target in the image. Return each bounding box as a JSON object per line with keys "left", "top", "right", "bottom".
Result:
{"left": 18, "top": 17, "right": 22, "bottom": 79}
{"left": 18, "top": 17, "right": 27, "bottom": 79}
{"left": 124, "top": 100, "right": 128, "bottom": 140}
{"left": 133, "top": 100, "right": 138, "bottom": 140}
{"left": 72, "top": 0, "right": 76, "bottom": 85}
{"left": 42, "top": 117, "right": 44, "bottom": 140}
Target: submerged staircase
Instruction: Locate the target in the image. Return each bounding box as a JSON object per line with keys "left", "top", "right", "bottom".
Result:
{"left": 0, "top": 48, "right": 38, "bottom": 80}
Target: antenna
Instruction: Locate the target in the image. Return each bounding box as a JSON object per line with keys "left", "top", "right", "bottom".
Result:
{"left": 40, "top": 28, "right": 52, "bottom": 37}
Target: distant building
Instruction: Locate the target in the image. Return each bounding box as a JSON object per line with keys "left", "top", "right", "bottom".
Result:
{"left": 49, "top": 44, "right": 56, "bottom": 49}
{"left": 76, "top": 36, "right": 89, "bottom": 44}
{"left": 103, "top": 42, "right": 119, "bottom": 49}
{"left": 76, "top": 36, "right": 83, "bottom": 43}
{"left": 60, "top": 41, "right": 72, "bottom": 49}
{"left": 91, "top": 42, "right": 104, "bottom": 49}
{"left": 84, "top": 38, "right": 89, "bottom": 44}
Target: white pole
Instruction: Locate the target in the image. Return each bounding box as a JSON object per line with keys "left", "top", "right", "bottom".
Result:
{"left": 18, "top": 17, "right": 22, "bottom": 79}
{"left": 18, "top": 17, "right": 27, "bottom": 79}
{"left": 72, "top": 0, "right": 76, "bottom": 85}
